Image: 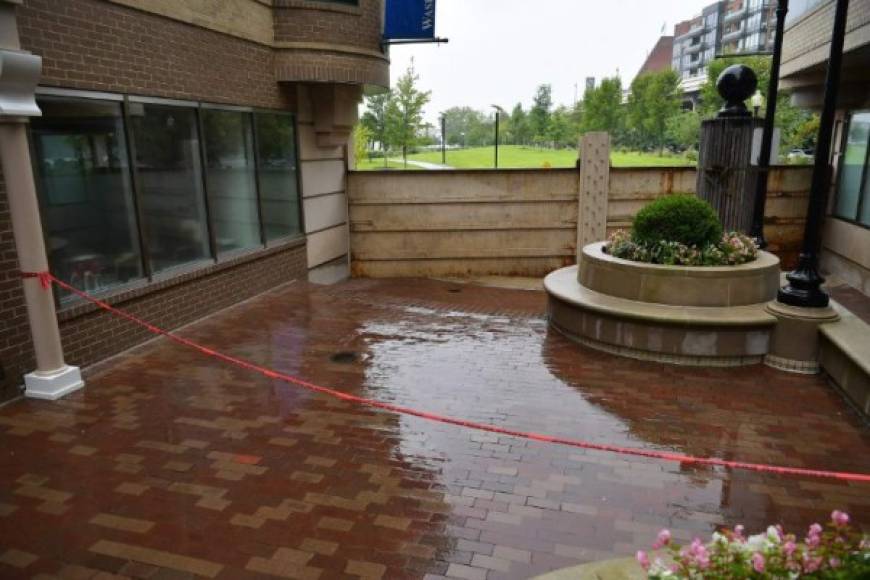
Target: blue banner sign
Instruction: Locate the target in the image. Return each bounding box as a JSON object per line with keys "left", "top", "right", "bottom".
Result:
{"left": 384, "top": 0, "right": 436, "bottom": 40}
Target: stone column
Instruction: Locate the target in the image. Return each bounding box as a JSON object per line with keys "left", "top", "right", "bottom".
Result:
{"left": 0, "top": 0, "right": 83, "bottom": 398}
{"left": 576, "top": 132, "right": 610, "bottom": 265}
{"left": 764, "top": 301, "right": 838, "bottom": 374}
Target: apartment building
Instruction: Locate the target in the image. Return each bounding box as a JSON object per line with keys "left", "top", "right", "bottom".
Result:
{"left": 672, "top": 0, "right": 777, "bottom": 107}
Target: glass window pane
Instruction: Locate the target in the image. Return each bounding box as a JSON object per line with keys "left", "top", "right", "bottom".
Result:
{"left": 835, "top": 112, "right": 870, "bottom": 221}
{"left": 130, "top": 103, "right": 211, "bottom": 272}
{"left": 860, "top": 164, "right": 870, "bottom": 226}
{"left": 202, "top": 110, "right": 261, "bottom": 254}
{"left": 255, "top": 113, "right": 301, "bottom": 241}
{"left": 31, "top": 97, "right": 144, "bottom": 303}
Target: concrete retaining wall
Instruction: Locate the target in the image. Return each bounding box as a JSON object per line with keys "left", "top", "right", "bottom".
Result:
{"left": 347, "top": 165, "right": 812, "bottom": 278}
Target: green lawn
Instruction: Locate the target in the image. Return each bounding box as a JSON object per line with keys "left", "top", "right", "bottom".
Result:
{"left": 356, "top": 158, "right": 407, "bottom": 170}
{"left": 354, "top": 145, "right": 694, "bottom": 170}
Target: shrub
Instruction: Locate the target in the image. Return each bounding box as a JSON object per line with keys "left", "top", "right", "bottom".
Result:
{"left": 632, "top": 195, "right": 722, "bottom": 249}
{"left": 637, "top": 510, "right": 869, "bottom": 579}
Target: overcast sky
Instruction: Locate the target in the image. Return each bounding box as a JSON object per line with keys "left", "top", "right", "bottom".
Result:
{"left": 384, "top": 0, "right": 712, "bottom": 124}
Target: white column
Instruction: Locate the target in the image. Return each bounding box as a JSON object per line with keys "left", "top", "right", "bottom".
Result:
{"left": 0, "top": 1, "right": 83, "bottom": 399}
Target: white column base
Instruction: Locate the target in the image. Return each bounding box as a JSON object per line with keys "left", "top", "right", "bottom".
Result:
{"left": 24, "top": 366, "right": 84, "bottom": 400}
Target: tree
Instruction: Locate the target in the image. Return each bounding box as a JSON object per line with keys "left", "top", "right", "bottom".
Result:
{"left": 700, "top": 56, "right": 818, "bottom": 159}
{"left": 507, "top": 103, "right": 530, "bottom": 146}
{"left": 529, "top": 84, "right": 553, "bottom": 145}
{"left": 547, "top": 105, "right": 578, "bottom": 149}
{"left": 385, "top": 62, "right": 431, "bottom": 167}
{"left": 626, "top": 69, "right": 681, "bottom": 153}
{"left": 580, "top": 76, "right": 624, "bottom": 140}
{"left": 360, "top": 90, "right": 391, "bottom": 167}
{"left": 351, "top": 123, "right": 372, "bottom": 169}
{"left": 441, "top": 106, "right": 493, "bottom": 147}
{"left": 665, "top": 110, "right": 702, "bottom": 152}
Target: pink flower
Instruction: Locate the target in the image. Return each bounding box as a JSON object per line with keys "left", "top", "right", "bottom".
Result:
{"left": 733, "top": 524, "right": 745, "bottom": 541}
{"left": 831, "top": 510, "right": 850, "bottom": 527}
{"left": 808, "top": 523, "right": 822, "bottom": 536}
{"left": 830, "top": 557, "right": 841, "bottom": 568}
{"left": 752, "top": 552, "right": 765, "bottom": 573}
{"left": 783, "top": 540, "right": 797, "bottom": 557}
{"left": 636, "top": 550, "right": 650, "bottom": 571}
{"left": 803, "top": 555, "right": 823, "bottom": 573}
{"left": 653, "top": 529, "right": 671, "bottom": 549}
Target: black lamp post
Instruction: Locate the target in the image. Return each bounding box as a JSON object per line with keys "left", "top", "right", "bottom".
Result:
{"left": 440, "top": 114, "right": 446, "bottom": 165}
{"left": 778, "top": 0, "right": 850, "bottom": 308}
{"left": 491, "top": 105, "right": 503, "bottom": 169}
{"left": 749, "top": 0, "right": 788, "bottom": 250}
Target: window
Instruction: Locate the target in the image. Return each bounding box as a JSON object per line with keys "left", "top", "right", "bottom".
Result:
{"left": 31, "top": 93, "right": 304, "bottom": 304}
{"left": 129, "top": 102, "right": 211, "bottom": 273}
{"left": 834, "top": 111, "right": 870, "bottom": 227}
{"left": 31, "top": 97, "right": 144, "bottom": 302}
{"left": 201, "top": 109, "right": 262, "bottom": 254}
{"left": 255, "top": 112, "right": 302, "bottom": 241}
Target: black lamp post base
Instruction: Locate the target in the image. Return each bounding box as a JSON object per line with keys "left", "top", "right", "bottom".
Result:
{"left": 777, "top": 255, "right": 830, "bottom": 308}
{"left": 751, "top": 234, "right": 768, "bottom": 250}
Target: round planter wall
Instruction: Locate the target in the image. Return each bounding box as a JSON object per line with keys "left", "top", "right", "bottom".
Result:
{"left": 545, "top": 242, "right": 781, "bottom": 367}
{"left": 578, "top": 242, "right": 780, "bottom": 307}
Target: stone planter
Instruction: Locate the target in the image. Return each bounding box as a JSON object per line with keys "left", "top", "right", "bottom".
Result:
{"left": 545, "top": 242, "right": 781, "bottom": 366}
{"left": 533, "top": 557, "right": 645, "bottom": 580}
{"left": 580, "top": 242, "right": 780, "bottom": 307}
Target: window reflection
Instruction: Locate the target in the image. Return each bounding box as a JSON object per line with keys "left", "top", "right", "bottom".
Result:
{"left": 31, "top": 97, "right": 144, "bottom": 302}
{"left": 255, "top": 113, "right": 302, "bottom": 241}
{"left": 835, "top": 111, "right": 870, "bottom": 224}
{"left": 202, "top": 109, "right": 262, "bottom": 254}
{"left": 31, "top": 95, "right": 303, "bottom": 305}
{"left": 130, "top": 103, "right": 211, "bottom": 272}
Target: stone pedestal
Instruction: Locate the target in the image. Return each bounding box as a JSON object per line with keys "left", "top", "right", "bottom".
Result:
{"left": 764, "top": 300, "right": 839, "bottom": 373}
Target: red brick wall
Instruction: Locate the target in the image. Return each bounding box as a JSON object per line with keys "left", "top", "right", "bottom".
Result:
{"left": 18, "top": 0, "right": 294, "bottom": 109}
{"left": 273, "top": 0, "right": 382, "bottom": 49}
{"left": 58, "top": 240, "right": 308, "bottom": 372}
{"left": 0, "top": 170, "right": 35, "bottom": 402}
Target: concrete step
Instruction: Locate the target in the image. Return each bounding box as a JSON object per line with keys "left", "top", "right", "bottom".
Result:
{"left": 820, "top": 302, "right": 870, "bottom": 418}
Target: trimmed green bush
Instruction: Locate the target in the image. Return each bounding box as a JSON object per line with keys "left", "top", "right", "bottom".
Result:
{"left": 631, "top": 195, "right": 722, "bottom": 249}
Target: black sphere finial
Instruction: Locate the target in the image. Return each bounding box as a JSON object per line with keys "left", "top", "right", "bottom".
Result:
{"left": 716, "top": 64, "right": 758, "bottom": 118}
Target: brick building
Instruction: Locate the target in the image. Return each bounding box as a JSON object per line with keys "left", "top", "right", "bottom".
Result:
{"left": 0, "top": 0, "right": 389, "bottom": 402}
{"left": 635, "top": 35, "right": 674, "bottom": 78}
{"left": 780, "top": 0, "right": 870, "bottom": 295}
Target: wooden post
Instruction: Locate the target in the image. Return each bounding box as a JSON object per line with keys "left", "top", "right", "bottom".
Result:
{"left": 697, "top": 116, "right": 763, "bottom": 233}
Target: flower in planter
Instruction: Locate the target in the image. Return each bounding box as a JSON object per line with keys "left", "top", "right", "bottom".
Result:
{"left": 636, "top": 510, "right": 869, "bottom": 579}
{"left": 606, "top": 230, "right": 758, "bottom": 267}
{"left": 605, "top": 195, "right": 760, "bottom": 267}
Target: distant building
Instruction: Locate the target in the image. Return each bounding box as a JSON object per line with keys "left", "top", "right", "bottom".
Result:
{"left": 637, "top": 36, "right": 675, "bottom": 77}
{"left": 779, "top": 0, "right": 870, "bottom": 295}
{"left": 671, "top": 0, "right": 777, "bottom": 109}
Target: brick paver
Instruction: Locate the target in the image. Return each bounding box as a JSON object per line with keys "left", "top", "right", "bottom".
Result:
{"left": 0, "top": 278, "right": 868, "bottom": 579}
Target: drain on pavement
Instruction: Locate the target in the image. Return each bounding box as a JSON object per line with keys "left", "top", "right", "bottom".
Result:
{"left": 330, "top": 351, "right": 359, "bottom": 364}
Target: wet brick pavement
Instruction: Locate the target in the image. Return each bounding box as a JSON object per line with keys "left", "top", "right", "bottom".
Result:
{"left": 0, "top": 278, "right": 868, "bottom": 579}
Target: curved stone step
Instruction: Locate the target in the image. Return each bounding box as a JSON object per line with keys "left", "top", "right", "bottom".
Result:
{"left": 546, "top": 266, "right": 777, "bottom": 328}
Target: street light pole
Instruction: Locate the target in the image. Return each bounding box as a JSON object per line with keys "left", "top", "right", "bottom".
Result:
{"left": 491, "top": 104, "right": 504, "bottom": 169}
{"left": 494, "top": 110, "right": 500, "bottom": 168}
{"left": 441, "top": 114, "right": 446, "bottom": 165}
{"left": 778, "top": 0, "right": 850, "bottom": 308}
{"left": 749, "top": 0, "right": 788, "bottom": 249}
